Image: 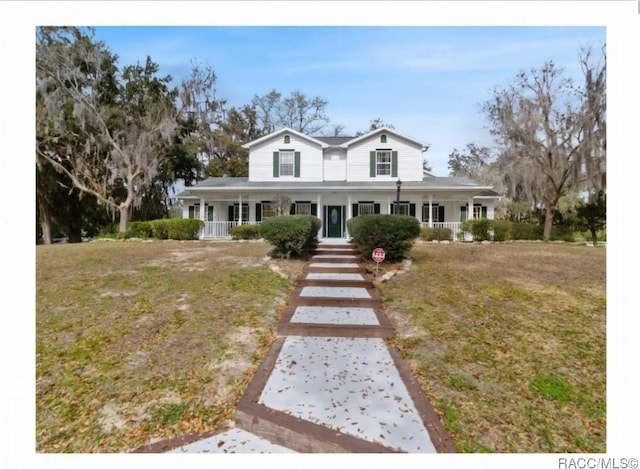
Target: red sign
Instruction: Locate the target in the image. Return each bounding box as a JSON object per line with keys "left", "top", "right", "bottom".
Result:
{"left": 372, "top": 247, "right": 386, "bottom": 263}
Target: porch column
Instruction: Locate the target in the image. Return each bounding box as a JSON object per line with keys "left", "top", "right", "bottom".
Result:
{"left": 346, "top": 194, "right": 352, "bottom": 238}
{"left": 468, "top": 198, "right": 474, "bottom": 220}
{"left": 428, "top": 195, "right": 433, "bottom": 227}
{"left": 238, "top": 194, "right": 243, "bottom": 226}
{"left": 317, "top": 194, "right": 323, "bottom": 239}
{"left": 199, "top": 197, "right": 206, "bottom": 240}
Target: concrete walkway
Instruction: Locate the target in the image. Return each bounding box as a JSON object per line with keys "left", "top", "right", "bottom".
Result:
{"left": 134, "top": 241, "right": 456, "bottom": 453}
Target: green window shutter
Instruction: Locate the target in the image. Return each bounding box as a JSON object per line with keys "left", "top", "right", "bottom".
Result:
{"left": 481, "top": 206, "right": 487, "bottom": 218}
{"left": 255, "top": 203, "right": 262, "bottom": 222}
{"left": 273, "top": 151, "right": 279, "bottom": 178}
{"left": 460, "top": 206, "right": 467, "bottom": 222}
{"left": 294, "top": 151, "right": 301, "bottom": 178}
{"left": 207, "top": 206, "right": 214, "bottom": 221}
{"left": 391, "top": 151, "right": 398, "bottom": 177}
{"left": 228, "top": 205, "right": 235, "bottom": 222}
{"left": 290, "top": 203, "right": 296, "bottom": 215}
{"left": 409, "top": 203, "right": 416, "bottom": 217}
{"left": 311, "top": 203, "right": 317, "bottom": 216}
{"left": 352, "top": 204, "right": 359, "bottom": 217}
{"left": 438, "top": 206, "right": 445, "bottom": 222}
{"left": 188, "top": 206, "right": 195, "bottom": 219}
{"left": 370, "top": 151, "right": 376, "bottom": 177}
{"left": 374, "top": 203, "right": 380, "bottom": 214}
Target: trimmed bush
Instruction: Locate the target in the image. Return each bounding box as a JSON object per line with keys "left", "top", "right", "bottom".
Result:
{"left": 460, "top": 219, "right": 492, "bottom": 241}
{"left": 347, "top": 214, "right": 420, "bottom": 260}
{"left": 420, "top": 226, "right": 453, "bottom": 241}
{"left": 166, "top": 219, "right": 204, "bottom": 240}
{"left": 491, "top": 220, "right": 511, "bottom": 242}
{"left": 229, "top": 224, "right": 262, "bottom": 240}
{"left": 125, "top": 221, "right": 153, "bottom": 239}
{"left": 135, "top": 219, "right": 204, "bottom": 240}
{"left": 259, "top": 215, "right": 321, "bottom": 258}
{"left": 510, "top": 222, "right": 538, "bottom": 240}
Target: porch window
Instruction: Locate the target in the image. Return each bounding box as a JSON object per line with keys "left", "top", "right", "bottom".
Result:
{"left": 359, "top": 202, "right": 376, "bottom": 216}
{"left": 376, "top": 151, "right": 391, "bottom": 176}
{"left": 393, "top": 202, "right": 410, "bottom": 215}
{"left": 232, "top": 204, "right": 249, "bottom": 223}
{"left": 422, "top": 204, "right": 444, "bottom": 223}
{"left": 279, "top": 150, "right": 295, "bottom": 176}
{"left": 262, "top": 202, "right": 276, "bottom": 219}
{"left": 295, "top": 202, "right": 312, "bottom": 215}
{"left": 474, "top": 205, "right": 488, "bottom": 218}
{"left": 188, "top": 205, "right": 200, "bottom": 219}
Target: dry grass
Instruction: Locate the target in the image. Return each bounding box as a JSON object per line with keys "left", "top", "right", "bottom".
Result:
{"left": 36, "top": 239, "right": 305, "bottom": 452}
{"left": 37, "top": 238, "right": 606, "bottom": 453}
{"left": 377, "top": 241, "right": 606, "bottom": 453}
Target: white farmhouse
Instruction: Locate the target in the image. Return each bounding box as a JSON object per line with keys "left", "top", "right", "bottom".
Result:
{"left": 177, "top": 127, "right": 499, "bottom": 240}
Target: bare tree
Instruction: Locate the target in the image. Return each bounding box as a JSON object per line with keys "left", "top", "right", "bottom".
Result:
{"left": 252, "top": 89, "right": 330, "bottom": 134}
{"left": 484, "top": 46, "right": 606, "bottom": 241}
{"left": 448, "top": 143, "right": 492, "bottom": 180}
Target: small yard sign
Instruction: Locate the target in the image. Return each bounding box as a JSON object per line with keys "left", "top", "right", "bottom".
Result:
{"left": 372, "top": 247, "right": 385, "bottom": 276}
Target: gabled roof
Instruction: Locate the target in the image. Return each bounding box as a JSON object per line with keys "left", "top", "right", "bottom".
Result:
{"left": 241, "top": 127, "right": 328, "bottom": 149}
{"left": 339, "top": 127, "right": 428, "bottom": 149}
{"left": 313, "top": 136, "right": 354, "bottom": 146}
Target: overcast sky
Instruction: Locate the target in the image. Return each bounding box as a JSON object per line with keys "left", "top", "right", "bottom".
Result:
{"left": 92, "top": 25, "right": 604, "bottom": 176}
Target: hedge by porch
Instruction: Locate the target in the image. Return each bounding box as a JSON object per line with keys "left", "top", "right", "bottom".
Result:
{"left": 348, "top": 214, "right": 420, "bottom": 260}
{"left": 125, "top": 219, "right": 204, "bottom": 240}
{"left": 259, "top": 215, "right": 321, "bottom": 258}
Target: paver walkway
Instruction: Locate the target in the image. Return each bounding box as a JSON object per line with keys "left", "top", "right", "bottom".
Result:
{"left": 134, "top": 241, "right": 456, "bottom": 453}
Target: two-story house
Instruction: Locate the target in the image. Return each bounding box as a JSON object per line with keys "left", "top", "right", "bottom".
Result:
{"left": 177, "top": 126, "right": 499, "bottom": 240}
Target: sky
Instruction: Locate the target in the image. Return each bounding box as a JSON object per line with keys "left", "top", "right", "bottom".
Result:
{"left": 3, "top": 2, "right": 640, "bottom": 469}
{"left": 92, "top": 25, "right": 605, "bottom": 176}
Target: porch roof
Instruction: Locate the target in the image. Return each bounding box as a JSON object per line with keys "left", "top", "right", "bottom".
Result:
{"left": 176, "top": 177, "right": 495, "bottom": 203}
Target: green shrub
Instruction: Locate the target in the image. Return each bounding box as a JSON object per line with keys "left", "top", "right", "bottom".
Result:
{"left": 259, "top": 215, "right": 321, "bottom": 258}
{"left": 230, "top": 224, "right": 262, "bottom": 240}
{"left": 491, "top": 220, "right": 511, "bottom": 242}
{"left": 125, "top": 221, "right": 153, "bottom": 239}
{"left": 166, "top": 219, "right": 204, "bottom": 240}
{"left": 460, "top": 219, "right": 492, "bottom": 241}
{"left": 347, "top": 214, "right": 420, "bottom": 260}
{"left": 149, "top": 219, "right": 170, "bottom": 239}
{"left": 510, "top": 222, "right": 539, "bottom": 240}
{"left": 142, "top": 219, "right": 203, "bottom": 240}
{"left": 420, "top": 226, "right": 453, "bottom": 241}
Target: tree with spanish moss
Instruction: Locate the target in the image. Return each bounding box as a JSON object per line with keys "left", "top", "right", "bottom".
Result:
{"left": 483, "top": 46, "right": 606, "bottom": 241}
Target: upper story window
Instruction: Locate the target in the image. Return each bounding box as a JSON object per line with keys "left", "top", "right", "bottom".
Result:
{"left": 284, "top": 135, "right": 290, "bottom": 144}
{"left": 380, "top": 134, "right": 387, "bottom": 143}
{"left": 376, "top": 150, "right": 392, "bottom": 176}
{"left": 279, "top": 150, "right": 295, "bottom": 176}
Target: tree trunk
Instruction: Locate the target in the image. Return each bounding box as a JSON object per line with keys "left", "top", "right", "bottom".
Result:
{"left": 543, "top": 205, "right": 554, "bottom": 242}
{"left": 119, "top": 205, "right": 129, "bottom": 233}
{"left": 36, "top": 191, "right": 52, "bottom": 245}
{"left": 590, "top": 229, "right": 598, "bottom": 247}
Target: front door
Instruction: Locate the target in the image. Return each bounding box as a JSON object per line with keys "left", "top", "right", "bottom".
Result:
{"left": 327, "top": 205, "right": 342, "bottom": 238}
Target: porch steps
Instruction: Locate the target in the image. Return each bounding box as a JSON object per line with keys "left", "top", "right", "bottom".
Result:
{"left": 135, "top": 242, "right": 456, "bottom": 453}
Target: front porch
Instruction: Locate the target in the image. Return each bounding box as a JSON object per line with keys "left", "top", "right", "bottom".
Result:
{"left": 198, "top": 220, "right": 463, "bottom": 241}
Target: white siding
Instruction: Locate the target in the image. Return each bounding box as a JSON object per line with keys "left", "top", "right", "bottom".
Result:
{"left": 323, "top": 150, "right": 346, "bottom": 181}
{"left": 345, "top": 133, "right": 424, "bottom": 182}
{"left": 248, "top": 132, "right": 324, "bottom": 182}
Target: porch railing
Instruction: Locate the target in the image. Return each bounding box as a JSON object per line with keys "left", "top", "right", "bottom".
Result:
{"left": 202, "top": 221, "right": 238, "bottom": 239}
{"left": 420, "top": 222, "right": 462, "bottom": 241}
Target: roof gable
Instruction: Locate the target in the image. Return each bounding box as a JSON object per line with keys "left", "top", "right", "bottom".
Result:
{"left": 341, "top": 127, "right": 427, "bottom": 149}
{"left": 242, "top": 127, "right": 328, "bottom": 149}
